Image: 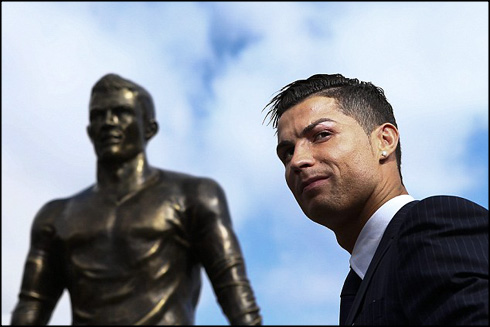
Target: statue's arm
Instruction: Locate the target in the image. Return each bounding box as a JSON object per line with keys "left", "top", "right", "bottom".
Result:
{"left": 11, "top": 200, "right": 67, "bottom": 325}
{"left": 191, "top": 178, "right": 262, "bottom": 325}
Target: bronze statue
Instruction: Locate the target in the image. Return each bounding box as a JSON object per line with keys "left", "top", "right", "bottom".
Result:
{"left": 11, "top": 73, "right": 262, "bottom": 325}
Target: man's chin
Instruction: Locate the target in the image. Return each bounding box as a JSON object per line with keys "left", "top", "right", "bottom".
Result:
{"left": 302, "top": 201, "right": 335, "bottom": 225}
{"left": 96, "top": 147, "right": 143, "bottom": 164}
{"left": 96, "top": 148, "right": 126, "bottom": 162}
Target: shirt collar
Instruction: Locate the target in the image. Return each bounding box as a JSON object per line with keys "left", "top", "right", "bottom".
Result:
{"left": 349, "top": 194, "right": 415, "bottom": 279}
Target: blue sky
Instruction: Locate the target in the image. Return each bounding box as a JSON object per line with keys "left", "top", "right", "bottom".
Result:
{"left": 2, "top": 2, "right": 488, "bottom": 325}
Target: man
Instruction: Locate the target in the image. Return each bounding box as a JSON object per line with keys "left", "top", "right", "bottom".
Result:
{"left": 11, "top": 73, "right": 262, "bottom": 325}
{"left": 264, "top": 73, "right": 488, "bottom": 325}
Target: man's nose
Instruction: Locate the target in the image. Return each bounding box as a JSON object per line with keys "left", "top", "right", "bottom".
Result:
{"left": 104, "top": 110, "right": 118, "bottom": 124}
{"left": 290, "top": 143, "right": 314, "bottom": 172}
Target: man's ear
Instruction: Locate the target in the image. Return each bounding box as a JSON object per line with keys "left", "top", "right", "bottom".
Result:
{"left": 145, "top": 120, "right": 159, "bottom": 141}
{"left": 375, "top": 123, "right": 399, "bottom": 161}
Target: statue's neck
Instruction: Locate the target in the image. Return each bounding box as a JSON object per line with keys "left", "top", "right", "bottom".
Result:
{"left": 96, "top": 153, "right": 157, "bottom": 198}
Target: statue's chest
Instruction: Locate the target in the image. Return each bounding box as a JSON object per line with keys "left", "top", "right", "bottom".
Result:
{"left": 55, "top": 192, "right": 188, "bottom": 267}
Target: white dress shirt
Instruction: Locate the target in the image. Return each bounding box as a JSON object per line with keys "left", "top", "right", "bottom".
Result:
{"left": 350, "top": 194, "right": 415, "bottom": 279}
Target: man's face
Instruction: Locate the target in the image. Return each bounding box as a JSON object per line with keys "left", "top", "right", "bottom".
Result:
{"left": 88, "top": 89, "right": 146, "bottom": 162}
{"left": 276, "top": 96, "right": 381, "bottom": 230}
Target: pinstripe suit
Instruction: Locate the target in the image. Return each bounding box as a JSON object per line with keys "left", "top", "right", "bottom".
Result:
{"left": 346, "top": 195, "right": 489, "bottom": 325}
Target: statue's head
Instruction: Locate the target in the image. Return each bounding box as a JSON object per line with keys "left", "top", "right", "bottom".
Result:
{"left": 87, "top": 73, "right": 159, "bottom": 162}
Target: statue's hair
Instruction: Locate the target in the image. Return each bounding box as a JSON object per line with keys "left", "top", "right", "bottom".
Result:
{"left": 91, "top": 73, "right": 156, "bottom": 124}
{"left": 263, "top": 73, "right": 403, "bottom": 183}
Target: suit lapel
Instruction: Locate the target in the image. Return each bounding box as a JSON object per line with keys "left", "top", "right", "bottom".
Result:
{"left": 345, "top": 200, "right": 419, "bottom": 325}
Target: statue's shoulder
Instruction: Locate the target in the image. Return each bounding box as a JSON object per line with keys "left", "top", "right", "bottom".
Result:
{"left": 31, "top": 197, "right": 69, "bottom": 235}
{"left": 156, "top": 168, "right": 224, "bottom": 196}
{"left": 32, "top": 185, "right": 95, "bottom": 224}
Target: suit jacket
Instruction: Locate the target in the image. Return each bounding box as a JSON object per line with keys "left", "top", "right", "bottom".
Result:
{"left": 346, "top": 195, "right": 489, "bottom": 325}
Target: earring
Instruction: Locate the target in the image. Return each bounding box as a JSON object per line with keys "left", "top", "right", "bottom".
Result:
{"left": 381, "top": 150, "right": 388, "bottom": 158}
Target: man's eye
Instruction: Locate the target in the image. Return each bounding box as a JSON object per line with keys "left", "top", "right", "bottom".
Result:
{"left": 314, "top": 131, "right": 331, "bottom": 142}
{"left": 280, "top": 148, "right": 294, "bottom": 164}
{"left": 114, "top": 107, "right": 133, "bottom": 117}
{"left": 90, "top": 111, "right": 103, "bottom": 121}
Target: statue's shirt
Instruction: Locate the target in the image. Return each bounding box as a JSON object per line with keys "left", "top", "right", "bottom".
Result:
{"left": 22, "top": 169, "right": 260, "bottom": 325}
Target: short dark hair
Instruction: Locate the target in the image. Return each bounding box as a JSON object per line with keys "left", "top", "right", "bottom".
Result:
{"left": 263, "top": 73, "right": 403, "bottom": 182}
{"left": 91, "top": 73, "right": 156, "bottom": 125}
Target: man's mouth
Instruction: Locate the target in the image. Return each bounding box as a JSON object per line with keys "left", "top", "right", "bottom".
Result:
{"left": 299, "top": 175, "right": 330, "bottom": 194}
{"left": 100, "top": 133, "right": 122, "bottom": 145}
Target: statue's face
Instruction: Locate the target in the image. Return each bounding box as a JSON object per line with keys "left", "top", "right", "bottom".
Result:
{"left": 88, "top": 88, "right": 146, "bottom": 162}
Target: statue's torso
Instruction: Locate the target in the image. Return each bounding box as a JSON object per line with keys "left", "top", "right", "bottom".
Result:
{"left": 54, "top": 170, "right": 201, "bottom": 325}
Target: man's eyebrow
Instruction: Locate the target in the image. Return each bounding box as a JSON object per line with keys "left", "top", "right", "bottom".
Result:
{"left": 300, "top": 118, "right": 336, "bottom": 137}
{"left": 90, "top": 104, "right": 133, "bottom": 111}
{"left": 276, "top": 118, "right": 336, "bottom": 156}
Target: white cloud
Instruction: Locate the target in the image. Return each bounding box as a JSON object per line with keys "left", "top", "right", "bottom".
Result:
{"left": 2, "top": 2, "right": 487, "bottom": 325}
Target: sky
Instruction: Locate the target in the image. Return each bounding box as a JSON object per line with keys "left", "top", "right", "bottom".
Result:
{"left": 2, "top": 2, "right": 488, "bottom": 325}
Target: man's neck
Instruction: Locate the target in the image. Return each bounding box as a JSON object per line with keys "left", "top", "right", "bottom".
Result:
{"left": 336, "top": 182, "right": 408, "bottom": 254}
{"left": 96, "top": 152, "right": 157, "bottom": 199}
